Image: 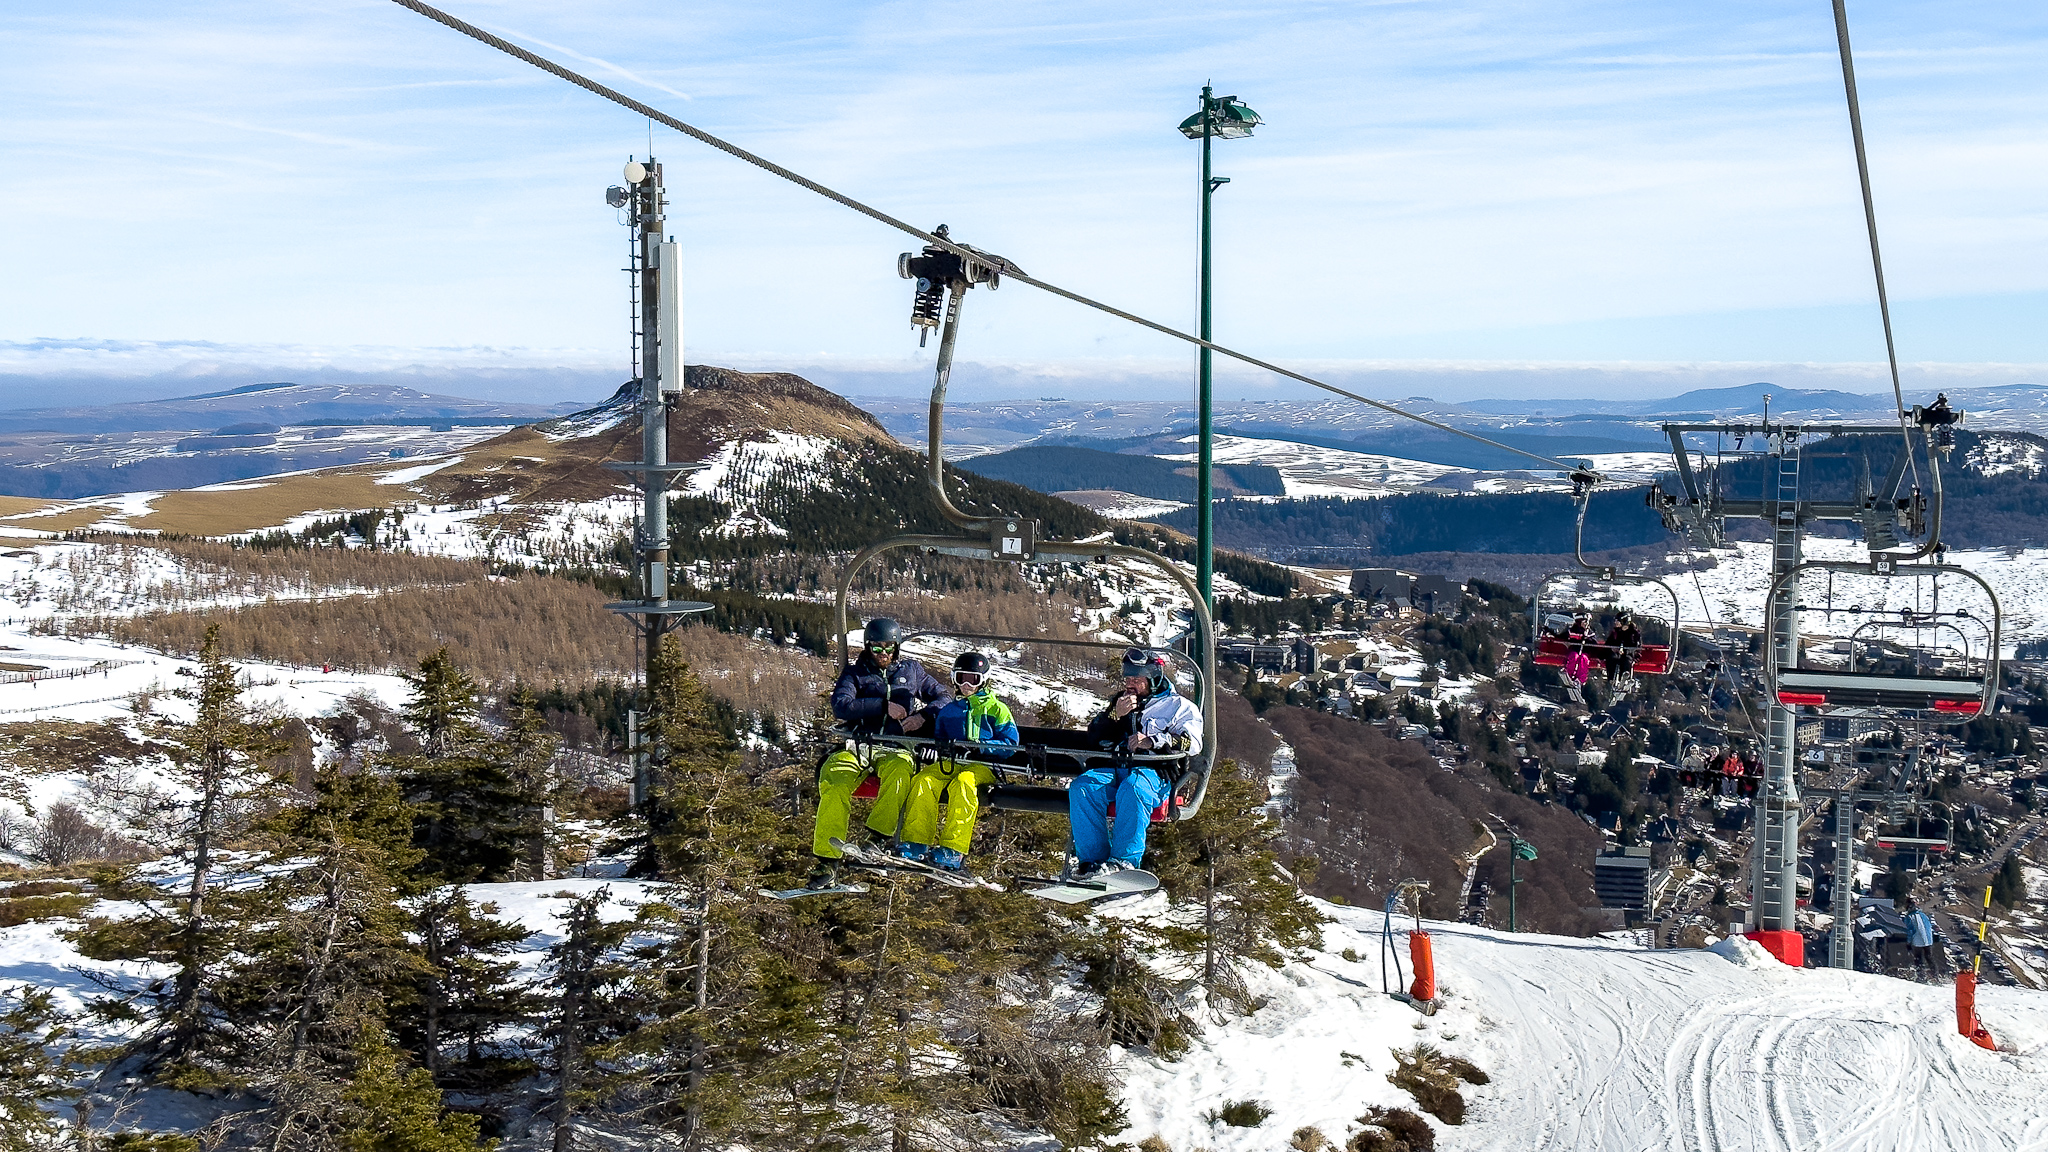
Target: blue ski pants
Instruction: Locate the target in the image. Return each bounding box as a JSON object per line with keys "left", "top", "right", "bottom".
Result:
{"left": 1068, "top": 766, "right": 1168, "bottom": 865}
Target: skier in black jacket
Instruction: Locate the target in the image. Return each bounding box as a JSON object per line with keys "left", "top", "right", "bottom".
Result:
{"left": 807, "top": 618, "right": 952, "bottom": 887}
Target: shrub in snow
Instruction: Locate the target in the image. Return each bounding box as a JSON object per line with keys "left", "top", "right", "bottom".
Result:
{"left": 1291, "top": 1125, "right": 1333, "bottom": 1150}
{"left": 33, "top": 802, "right": 141, "bottom": 866}
{"left": 1348, "top": 1106, "right": 1434, "bottom": 1151}
{"left": 1387, "top": 1043, "right": 1487, "bottom": 1125}
{"left": 1204, "top": 1098, "right": 1272, "bottom": 1127}
{"left": 1137, "top": 1137, "right": 1173, "bottom": 1152}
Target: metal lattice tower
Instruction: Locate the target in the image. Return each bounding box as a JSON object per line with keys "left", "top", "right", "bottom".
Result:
{"left": 1754, "top": 433, "right": 1803, "bottom": 933}
{"left": 602, "top": 158, "right": 709, "bottom": 804}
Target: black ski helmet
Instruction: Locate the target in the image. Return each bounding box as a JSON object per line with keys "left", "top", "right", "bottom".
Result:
{"left": 953, "top": 650, "right": 990, "bottom": 685}
{"left": 863, "top": 618, "right": 903, "bottom": 649}
{"left": 1121, "top": 647, "right": 1171, "bottom": 695}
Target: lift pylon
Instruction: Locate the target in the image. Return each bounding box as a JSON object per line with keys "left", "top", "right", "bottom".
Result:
{"left": 1654, "top": 413, "right": 1966, "bottom": 954}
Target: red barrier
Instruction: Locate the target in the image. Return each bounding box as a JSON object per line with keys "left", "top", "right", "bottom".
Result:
{"left": 1956, "top": 972, "right": 1998, "bottom": 1050}
{"left": 1745, "top": 930, "right": 1804, "bottom": 967}
{"left": 1409, "top": 931, "right": 1437, "bottom": 1003}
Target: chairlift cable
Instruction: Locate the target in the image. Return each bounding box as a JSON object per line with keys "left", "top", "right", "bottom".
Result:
{"left": 387, "top": 0, "right": 1595, "bottom": 477}
{"left": 1830, "top": 0, "right": 1920, "bottom": 488}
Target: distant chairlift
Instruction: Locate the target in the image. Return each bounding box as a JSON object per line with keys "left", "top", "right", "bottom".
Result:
{"left": 1530, "top": 477, "right": 1680, "bottom": 686}
{"left": 1873, "top": 808, "right": 1952, "bottom": 853}
{"left": 1766, "top": 561, "right": 2000, "bottom": 722}
{"left": 829, "top": 231, "right": 1218, "bottom": 824}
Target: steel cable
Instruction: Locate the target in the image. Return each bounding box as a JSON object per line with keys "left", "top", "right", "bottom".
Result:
{"left": 1830, "top": 0, "right": 1920, "bottom": 488}
{"left": 388, "top": 0, "right": 1595, "bottom": 476}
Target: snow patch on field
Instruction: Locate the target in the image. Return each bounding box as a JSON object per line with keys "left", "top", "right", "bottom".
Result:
{"left": 1053, "top": 490, "right": 1190, "bottom": 519}
{"left": 1160, "top": 435, "right": 1461, "bottom": 498}
{"left": 375, "top": 455, "right": 463, "bottom": 485}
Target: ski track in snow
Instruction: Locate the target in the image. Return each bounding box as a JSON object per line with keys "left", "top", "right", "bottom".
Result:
{"left": 1115, "top": 905, "right": 2048, "bottom": 1152}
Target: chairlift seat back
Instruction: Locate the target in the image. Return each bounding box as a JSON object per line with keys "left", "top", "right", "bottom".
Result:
{"left": 1775, "top": 668, "right": 1985, "bottom": 715}
{"left": 1534, "top": 636, "right": 1671, "bottom": 675}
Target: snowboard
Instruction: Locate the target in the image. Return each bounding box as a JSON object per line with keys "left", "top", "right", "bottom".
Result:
{"left": 829, "top": 838, "right": 1002, "bottom": 891}
{"left": 762, "top": 883, "right": 870, "bottom": 900}
{"left": 1017, "top": 868, "right": 1160, "bottom": 905}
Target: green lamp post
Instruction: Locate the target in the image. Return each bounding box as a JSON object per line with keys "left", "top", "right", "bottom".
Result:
{"left": 1508, "top": 835, "right": 1538, "bottom": 932}
{"left": 1178, "top": 85, "right": 1262, "bottom": 611}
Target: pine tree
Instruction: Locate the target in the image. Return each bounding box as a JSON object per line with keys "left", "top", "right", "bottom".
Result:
{"left": 596, "top": 636, "right": 806, "bottom": 1144}
{"left": 229, "top": 775, "right": 439, "bottom": 1140}
{"left": 0, "top": 986, "right": 76, "bottom": 1152}
{"left": 542, "top": 892, "right": 633, "bottom": 1152}
{"left": 403, "top": 649, "right": 484, "bottom": 758}
{"left": 337, "top": 1027, "right": 488, "bottom": 1152}
{"left": 1144, "top": 758, "right": 1327, "bottom": 1012}
{"left": 393, "top": 652, "right": 550, "bottom": 883}
{"left": 72, "top": 623, "right": 288, "bottom": 1083}
{"left": 407, "top": 888, "right": 540, "bottom": 1084}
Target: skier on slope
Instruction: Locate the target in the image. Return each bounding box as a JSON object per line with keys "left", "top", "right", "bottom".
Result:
{"left": 1065, "top": 648, "right": 1203, "bottom": 879}
{"left": 894, "top": 651, "right": 1019, "bottom": 873}
{"left": 807, "top": 618, "right": 951, "bottom": 890}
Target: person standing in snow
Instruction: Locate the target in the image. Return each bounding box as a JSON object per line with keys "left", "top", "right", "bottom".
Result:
{"left": 1905, "top": 902, "right": 1937, "bottom": 976}
{"left": 895, "top": 651, "right": 1019, "bottom": 872}
{"left": 1066, "top": 648, "right": 1203, "bottom": 879}
{"left": 807, "top": 618, "right": 951, "bottom": 889}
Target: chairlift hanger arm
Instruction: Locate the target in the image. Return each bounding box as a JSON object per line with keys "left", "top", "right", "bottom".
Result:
{"left": 387, "top": 0, "right": 1595, "bottom": 478}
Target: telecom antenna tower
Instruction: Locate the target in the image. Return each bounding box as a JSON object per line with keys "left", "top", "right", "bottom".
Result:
{"left": 603, "top": 158, "right": 710, "bottom": 803}
{"left": 1652, "top": 404, "right": 1954, "bottom": 959}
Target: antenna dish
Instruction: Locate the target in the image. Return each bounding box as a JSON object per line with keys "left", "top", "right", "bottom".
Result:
{"left": 623, "top": 161, "right": 648, "bottom": 185}
{"left": 605, "top": 185, "right": 629, "bottom": 208}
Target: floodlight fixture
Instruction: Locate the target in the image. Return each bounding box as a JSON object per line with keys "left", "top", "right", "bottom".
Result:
{"left": 1178, "top": 95, "right": 1262, "bottom": 140}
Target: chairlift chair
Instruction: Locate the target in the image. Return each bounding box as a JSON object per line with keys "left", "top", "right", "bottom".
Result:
{"left": 1765, "top": 561, "right": 2000, "bottom": 722}
{"left": 1873, "top": 807, "right": 1952, "bottom": 853}
{"left": 1529, "top": 481, "right": 1680, "bottom": 684}
{"left": 827, "top": 235, "right": 1219, "bottom": 824}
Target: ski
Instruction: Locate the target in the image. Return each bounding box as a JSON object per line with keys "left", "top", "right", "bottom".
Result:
{"left": 761, "top": 883, "right": 869, "bottom": 900}
{"left": 1016, "top": 869, "right": 1160, "bottom": 905}
{"left": 828, "top": 838, "right": 1002, "bottom": 891}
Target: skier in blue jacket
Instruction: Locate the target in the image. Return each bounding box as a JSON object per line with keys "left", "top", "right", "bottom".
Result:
{"left": 807, "top": 618, "right": 951, "bottom": 888}
{"left": 897, "top": 651, "right": 1019, "bottom": 872}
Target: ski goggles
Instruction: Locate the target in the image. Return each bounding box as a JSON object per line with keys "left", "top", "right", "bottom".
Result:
{"left": 867, "top": 642, "right": 898, "bottom": 654}
{"left": 952, "top": 671, "right": 984, "bottom": 688}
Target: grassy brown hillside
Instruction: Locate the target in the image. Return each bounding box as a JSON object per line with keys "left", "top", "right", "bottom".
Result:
{"left": 0, "top": 365, "right": 906, "bottom": 538}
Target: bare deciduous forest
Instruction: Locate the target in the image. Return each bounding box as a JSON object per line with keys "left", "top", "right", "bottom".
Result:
{"left": 84, "top": 575, "right": 634, "bottom": 685}
{"left": 1269, "top": 706, "right": 1606, "bottom": 935}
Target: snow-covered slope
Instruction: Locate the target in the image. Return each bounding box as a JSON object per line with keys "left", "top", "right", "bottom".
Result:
{"left": 11, "top": 882, "right": 2045, "bottom": 1150}
{"left": 1116, "top": 904, "right": 2048, "bottom": 1152}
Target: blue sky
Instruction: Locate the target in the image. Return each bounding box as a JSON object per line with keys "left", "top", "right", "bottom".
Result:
{"left": 1, "top": 0, "right": 2043, "bottom": 405}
